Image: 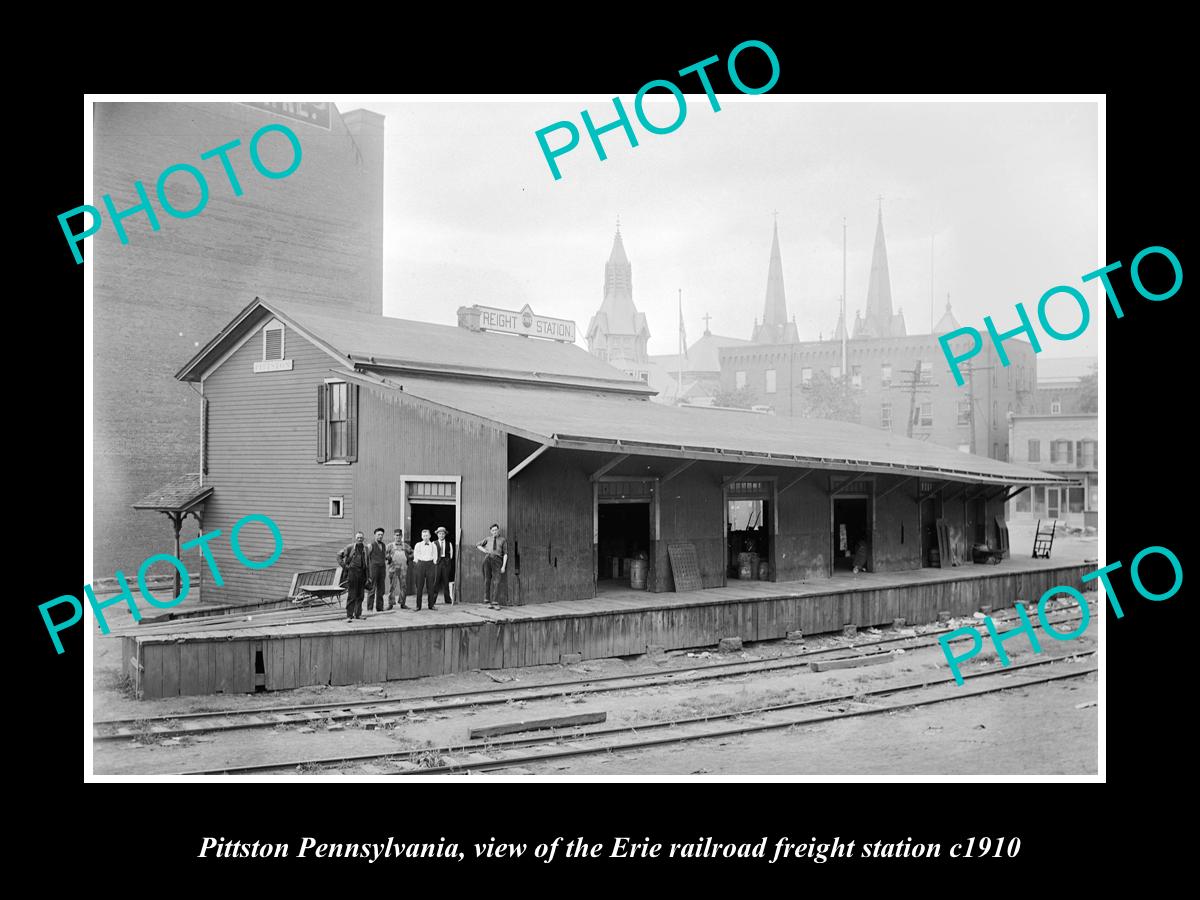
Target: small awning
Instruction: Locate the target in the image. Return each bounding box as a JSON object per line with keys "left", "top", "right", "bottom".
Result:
{"left": 132, "top": 473, "right": 213, "bottom": 513}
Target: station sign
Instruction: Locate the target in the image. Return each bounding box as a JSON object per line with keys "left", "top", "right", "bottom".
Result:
{"left": 470, "top": 304, "right": 577, "bottom": 343}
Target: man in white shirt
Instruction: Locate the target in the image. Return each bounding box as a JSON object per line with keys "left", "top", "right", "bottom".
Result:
{"left": 412, "top": 529, "right": 438, "bottom": 611}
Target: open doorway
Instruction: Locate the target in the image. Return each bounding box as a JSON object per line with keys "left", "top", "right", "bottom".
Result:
{"left": 409, "top": 502, "right": 456, "bottom": 546}
{"left": 597, "top": 502, "right": 650, "bottom": 591}
{"left": 727, "top": 499, "right": 771, "bottom": 579}
{"left": 833, "top": 497, "right": 871, "bottom": 573}
{"left": 920, "top": 493, "right": 942, "bottom": 567}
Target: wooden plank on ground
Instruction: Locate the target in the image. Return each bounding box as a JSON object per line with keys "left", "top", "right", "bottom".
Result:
{"left": 469, "top": 711, "right": 607, "bottom": 740}
{"left": 810, "top": 653, "right": 897, "bottom": 673}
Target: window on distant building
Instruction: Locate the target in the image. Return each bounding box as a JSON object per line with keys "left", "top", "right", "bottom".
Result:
{"left": 993, "top": 442, "right": 1000, "bottom": 459}
{"left": 1068, "top": 487, "right": 1085, "bottom": 513}
{"left": 1051, "top": 400, "right": 1062, "bottom": 415}
{"left": 851, "top": 365, "right": 862, "bottom": 388}
{"left": 881, "top": 363, "right": 892, "bottom": 387}
{"left": 640, "top": 372, "right": 649, "bottom": 383}
{"left": 317, "top": 381, "right": 358, "bottom": 463}
{"left": 765, "top": 369, "right": 777, "bottom": 394}
{"left": 736, "top": 371, "right": 746, "bottom": 389}
{"left": 831, "top": 365, "right": 842, "bottom": 380}
{"left": 919, "top": 360, "right": 932, "bottom": 383}
{"left": 1079, "top": 439, "right": 1097, "bottom": 468}
{"left": 1015, "top": 489, "right": 1031, "bottom": 512}
{"left": 881, "top": 402, "right": 892, "bottom": 430}
{"left": 957, "top": 400, "right": 971, "bottom": 425}
{"left": 1028, "top": 439, "right": 1041, "bottom": 462}
{"left": 1050, "top": 439, "right": 1073, "bottom": 464}
{"left": 801, "top": 367, "right": 813, "bottom": 387}
{"left": 597, "top": 349, "right": 607, "bottom": 361}
{"left": 915, "top": 402, "right": 933, "bottom": 427}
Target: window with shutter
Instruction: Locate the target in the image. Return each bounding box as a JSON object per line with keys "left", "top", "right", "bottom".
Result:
{"left": 264, "top": 327, "right": 283, "bottom": 360}
{"left": 316, "top": 383, "right": 327, "bottom": 463}
{"left": 319, "top": 382, "right": 358, "bottom": 463}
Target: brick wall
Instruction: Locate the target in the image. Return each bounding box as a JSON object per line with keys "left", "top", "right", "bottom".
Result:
{"left": 92, "top": 102, "right": 384, "bottom": 577}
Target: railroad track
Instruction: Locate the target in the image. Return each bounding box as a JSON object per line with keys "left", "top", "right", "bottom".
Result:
{"left": 179, "top": 651, "right": 1097, "bottom": 775}
{"left": 94, "top": 604, "right": 1093, "bottom": 742}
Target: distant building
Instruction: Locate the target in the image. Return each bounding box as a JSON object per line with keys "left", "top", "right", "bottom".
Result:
{"left": 1007, "top": 414, "right": 1098, "bottom": 529}
{"left": 1034, "top": 356, "right": 1097, "bottom": 415}
{"left": 94, "top": 101, "right": 385, "bottom": 576}
{"left": 719, "top": 208, "right": 1036, "bottom": 461}
{"left": 648, "top": 319, "right": 750, "bottom": 405}
{"left": 586, "top": 226, "right": 652, "bottom": 382}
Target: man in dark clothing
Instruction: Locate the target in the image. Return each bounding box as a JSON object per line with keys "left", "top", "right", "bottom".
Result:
{"left": 476, "top": 523, "right": 508, "bottom": 609}
{"left": 337, "top": 531, "right": 368, "bottom": 621}
{"left": 433, "top": 526, "right": 455, "bottom": 607}
{"left": 365, "top": 527, "right": 388, "bottom": 613}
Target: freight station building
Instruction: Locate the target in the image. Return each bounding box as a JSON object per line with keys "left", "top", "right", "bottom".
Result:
{"left": 171, "top": 296, "right": 1066, "bottom": 607}
{"left": 121, "top": 296, "right": 1082, "bottom": 699}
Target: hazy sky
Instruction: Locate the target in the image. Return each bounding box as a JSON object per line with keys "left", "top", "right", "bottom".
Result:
{"left": 350, "top": 98, "right": 1098, "bottom": 359}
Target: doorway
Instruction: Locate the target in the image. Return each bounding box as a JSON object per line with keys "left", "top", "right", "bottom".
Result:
{"left": 727, "top": 499, "right": 771, "bottom": 579}
{"left": 597, "top": 501, "right": 650, "bottom": 590}
{"left": 920, "top": 493, "right": 942, "bottom": 567}
{"left": 409, "top": 502, "right": 456, "bottom": 546}
{"left": 833, "top": 497, "right": 871, "bottom": 573}
{"left": 1046, "top": 487, "right": 1061, "bottom": 520}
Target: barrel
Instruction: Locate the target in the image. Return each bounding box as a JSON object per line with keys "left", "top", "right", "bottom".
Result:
{"left": 629, "top": 558, "right": 647, "bottom": 590}
{"left": 757, "top": 560, "right": 770, "bottom": 580}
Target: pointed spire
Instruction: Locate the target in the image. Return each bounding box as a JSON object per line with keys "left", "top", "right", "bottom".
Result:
{"left": 934, "top": 291, "right": 959, "bottom": 334}
{"left": 762, "top": 218, "right": 788, "bottom": 327}
{"left": 862, "top": 202, "right": 897, "bottom": 337}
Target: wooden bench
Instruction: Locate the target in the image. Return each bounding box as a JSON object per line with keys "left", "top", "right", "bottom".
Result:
{"left": 288, "top": 566, "right": 347, "bottom": 607}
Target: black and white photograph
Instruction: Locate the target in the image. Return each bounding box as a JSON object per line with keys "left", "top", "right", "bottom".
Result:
{"left": 76, "top": 91, "right": 1109, "bottom": 783}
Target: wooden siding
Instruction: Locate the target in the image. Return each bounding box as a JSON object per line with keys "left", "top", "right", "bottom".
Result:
{"left": 127, "top": 561, "right": 1091, "bottom": 698}
{"left": 655, "top": 463, "right": 727, "bottom": 592}
{"left": 507, "top": 442, "right": 598, "bottom": 606}
{"left": 353, "top": 386, "right": 509, "bottom": 605}
{"left": 873, "top": 475, "right": 922, "bottom": 572}
{"left": 200, "top": 323, "right": 356, "bottom": 604}
{"left": 776, "top": 477, "right": 831, "bottom": 581}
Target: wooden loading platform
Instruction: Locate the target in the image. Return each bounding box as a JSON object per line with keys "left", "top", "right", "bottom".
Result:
{"left": 118, "top": 558, "right": 1091, "bottom": 700}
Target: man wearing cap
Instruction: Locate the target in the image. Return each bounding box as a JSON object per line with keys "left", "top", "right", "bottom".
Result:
{"left": 337, "top": 531, "right": 368, "bottom": 621}
{"left": 365, "top": 527, "right": 389, "bottom": 614}
{"left": 476, "top": 523, "right": 508, "bottom": 609}
{"left": 433, "top": 526, "right": 456, "bottom": 607}
{"left": 386, "top": 528, "right": 411, "bottom": 610}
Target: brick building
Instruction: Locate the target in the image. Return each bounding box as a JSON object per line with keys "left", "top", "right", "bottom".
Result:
{"left": 1034, "top": 356, "right": 1097, "bottom": 415}
{"left": 1007, "top": 413, "right": 1098, "bottom": 529}
{"left": 719, "top": 209, "right": 1037, "bottom": 460}
{"left": 94, "top": 102, "right": 385, "bottom": 575}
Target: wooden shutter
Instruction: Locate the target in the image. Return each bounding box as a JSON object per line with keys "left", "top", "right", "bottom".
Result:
{"left": 346, "top": 383, "right": 359, "bottom": 462}
{"left": 316, "top": 383, "right": 327, "bottom": 463}
{"left": 1067, "top": 440, "right": 1075, "bottom": 464}
{"left": 1075, "top": 440, "right": 1084, "bottom": 467}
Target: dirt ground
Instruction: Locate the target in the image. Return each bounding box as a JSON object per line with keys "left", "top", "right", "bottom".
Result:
{"left": 93, "top": 593, "right": 1099, "bottom": 776}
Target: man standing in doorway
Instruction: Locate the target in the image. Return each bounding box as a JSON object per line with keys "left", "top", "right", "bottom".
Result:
{"left": 337, "top": 531, "right": 368, "bottom": 621}
{"left": 386, "top": 528, "right": 411, "bottom": 610}
{"left": 412, "top": 528, "right": 438, "bottom": 610}
{"left": 476, "top": 523, "right": 508, "bottom": 609}
{"left": 365, "top": 527, "right": 388, "bottom": 614}
{"left": 433, "top": 526, "right": 455, "bottom": 607}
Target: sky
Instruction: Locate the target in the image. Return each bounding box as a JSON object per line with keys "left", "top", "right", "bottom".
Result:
{"left": 348, "top": 98, "right": 1098, "bottom": 360}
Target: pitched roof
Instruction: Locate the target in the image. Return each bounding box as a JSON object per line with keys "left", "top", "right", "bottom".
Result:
{"left": 177, "top": 297, "right": 654, "bottom": 395}
{"left": 362, "top": 375, "right": 1065, "bottom": 486}
{"left": 651, "top": 331, "right": 751, "bottom": 374}
{"left": 132, "top": 473, "right": 213, "bottom": 512}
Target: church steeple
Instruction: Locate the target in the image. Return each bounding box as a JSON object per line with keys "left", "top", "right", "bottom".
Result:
{"left": 853, "top": 199, "right": 906, "bottom": 339}
{"left": 751, "top": 216, "right": 800, "bottom": 344}
{"left": 586, "top": 222, "right": 650, "bottom": 380}
{"left": 934, "top": 292, "right": 959, "bottom": 334}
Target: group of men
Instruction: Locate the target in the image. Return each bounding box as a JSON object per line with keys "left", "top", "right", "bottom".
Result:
{"left": 337, "top": 524, "right": 509, "bottom": 621}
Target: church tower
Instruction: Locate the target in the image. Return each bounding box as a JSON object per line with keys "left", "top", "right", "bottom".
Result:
{"left": 586, "top": 223, "right": 651, "bottom": 381}
{"left": 750, "top": 218, "right": 800, "bottom": 344}
{"left": 853, "top": 201, "right": 907, "bottom": 339}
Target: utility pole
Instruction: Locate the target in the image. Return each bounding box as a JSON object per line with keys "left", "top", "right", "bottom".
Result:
{"left": 841, "top": 217, "right": 847, "bottom": 378}
{"left": 891, "top": 366, "right": 936, "bottom": 439}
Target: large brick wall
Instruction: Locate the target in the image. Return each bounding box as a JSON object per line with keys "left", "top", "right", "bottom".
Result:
{"left": 92, "top": 102, "right": 384, "bottom": 577}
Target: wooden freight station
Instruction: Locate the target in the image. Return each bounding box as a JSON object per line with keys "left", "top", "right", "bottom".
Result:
{"left": 122, "top": 297, "right": 1077, "bottom": 699}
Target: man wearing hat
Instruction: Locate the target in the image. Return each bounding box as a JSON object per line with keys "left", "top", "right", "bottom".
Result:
{"left": 386, "top": 528, "right": 411, "bottom": 610}
{"left": 432, "top": 526, "right": 456, "bottom": 607}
